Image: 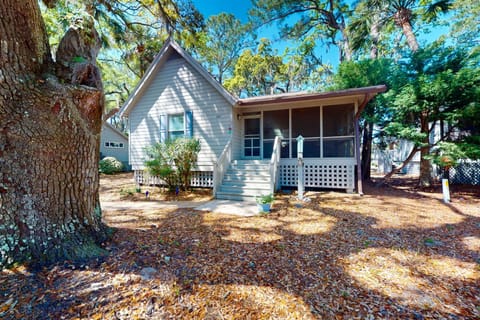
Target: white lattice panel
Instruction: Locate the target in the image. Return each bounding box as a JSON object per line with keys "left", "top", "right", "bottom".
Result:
{"left": 279, "top": 159, "right": 355, "bottom": 191}
{"left": 280, "top": 164, "right": 298, "bottom": 186}
{"left": 134, "top": 170, "right": 213, "bottom": 187}
{"left": 190, "top": 171, "right": 213, "bottom": 187}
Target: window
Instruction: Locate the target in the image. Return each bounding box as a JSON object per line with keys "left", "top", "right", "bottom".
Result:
{"left": 322, "top": 104, "right": 354, "bottom": 157}
{"left": 105, "top": 141, "right": 124, "bottom": 148}
{"left": 160, "top": 112, "right": 193, "bottom": 142}
{"left": 168, "top": 114, "right": 185, "bottom": 140}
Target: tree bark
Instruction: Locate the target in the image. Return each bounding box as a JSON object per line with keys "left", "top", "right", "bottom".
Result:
{"left": 394, "top": 8, "right": 419, "bottom": 52}
{"left": 0, "top": 0, "right": 107, "bottom": 268}
{"left": 418, "top": 113, "right": 433, "bottom": 187}
{"left": 400, "top": 20, "right": 419, "bottom": 52}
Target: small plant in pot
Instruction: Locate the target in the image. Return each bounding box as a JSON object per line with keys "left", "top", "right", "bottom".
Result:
{"left": 255, "top": 194, "right": 274, "bottom": 213}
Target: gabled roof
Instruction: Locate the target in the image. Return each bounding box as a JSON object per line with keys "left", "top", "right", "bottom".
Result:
{"left": 119, "top": 39, "right": 237, "bottom": 117}
{"left": 102, "top": 122, "right": 128, "bottom": 141}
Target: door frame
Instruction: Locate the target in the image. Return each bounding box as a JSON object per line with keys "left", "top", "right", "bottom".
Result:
{"left": 242, "top": 115, "right": 262, "bottom": 160}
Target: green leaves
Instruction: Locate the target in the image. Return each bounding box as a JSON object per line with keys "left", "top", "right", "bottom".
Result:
{"left": 145, "top": 138, "right": 201, "bottom": 191}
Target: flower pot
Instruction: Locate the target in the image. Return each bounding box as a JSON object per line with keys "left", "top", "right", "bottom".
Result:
{"left": 257, "top": 203, "right": 271, "bottom": 213}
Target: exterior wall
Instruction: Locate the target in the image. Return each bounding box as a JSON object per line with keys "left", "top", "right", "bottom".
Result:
{"left": 100, "top": 124, "right": 130, "bottom": 169}
{"left": 372, "top": 140, "right": 421, "bottom": 175}
{"left": 128, "top": 52, "right": 233, "bottom": 171}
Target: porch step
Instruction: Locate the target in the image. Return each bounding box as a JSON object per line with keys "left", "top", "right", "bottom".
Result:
{"left": 215, "top": 190, "right": 271, "bottom": 202}
{"left": 223, "top": 172, "right": 270, "bottom": 181}
{"left": 216, "top": 160, "right": 272, "bottom": 201}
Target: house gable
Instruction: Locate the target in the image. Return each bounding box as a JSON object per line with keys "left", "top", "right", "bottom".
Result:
{"left": 122, "top": 39, "right": 237, "bottom": 171}
{"left": 120, "top": 39, "right": 236, "bottom": 118}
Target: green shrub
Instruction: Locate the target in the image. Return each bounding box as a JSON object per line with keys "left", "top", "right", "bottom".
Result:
{"left": 145, "top": 138, "right": 200, "bottom": 190}
{"left": 171, "top": 138, "right": 201, "bottom": 190}
{"left": 99, "top": 156, "right": 124, "bottom": 174}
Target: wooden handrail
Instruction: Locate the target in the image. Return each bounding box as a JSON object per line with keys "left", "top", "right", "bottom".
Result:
{"left": 213, "top": 140, "right": 232, "bottom": 196}
{"left": 269, "top": 136, "right": 282, "bottom": 193}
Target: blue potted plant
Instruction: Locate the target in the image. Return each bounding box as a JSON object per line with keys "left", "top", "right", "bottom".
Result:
{"left": 255, "top": 194, "right": 274, "bottom": 213}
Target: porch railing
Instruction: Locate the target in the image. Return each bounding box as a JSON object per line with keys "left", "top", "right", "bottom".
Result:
{"left": 269, "top": 136, "right": 282, "bottom": 193}
{"left": 213, "top": 139, "right": 232, "bottom": 196}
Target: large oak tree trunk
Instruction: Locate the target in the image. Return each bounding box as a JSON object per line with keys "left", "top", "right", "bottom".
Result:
{"left": 0, "top": 0, "right": 107, "bottom": 268}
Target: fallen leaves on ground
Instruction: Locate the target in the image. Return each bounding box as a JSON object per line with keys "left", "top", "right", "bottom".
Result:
{"left": 1, "top": 174, "right": 479, "bottom": 319}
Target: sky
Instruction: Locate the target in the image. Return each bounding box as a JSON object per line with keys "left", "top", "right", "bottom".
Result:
{"left": 192, "top": 1, "right": 251, "bottom": 22}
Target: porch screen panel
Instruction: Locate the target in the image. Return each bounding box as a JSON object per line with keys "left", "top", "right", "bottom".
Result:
{"left": 292, "top": 107, "right": 320, "bottom": 158}
{"left": 263, "top": 109, "right": 289, "bottom": 158}
{"left": 322, "top": 104, "right": 355, "bottom": 157}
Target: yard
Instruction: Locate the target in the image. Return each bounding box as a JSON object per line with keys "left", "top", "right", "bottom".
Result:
{"left": 1, "top": 173, "right": 479, "bottom": 319}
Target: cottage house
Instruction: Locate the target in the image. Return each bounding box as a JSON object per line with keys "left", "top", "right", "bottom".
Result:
{"left": 119, "top": 39, "right": 386, "bottom": 200}
{"left": 100, "top": 122, "right": 129, "bottom": 170}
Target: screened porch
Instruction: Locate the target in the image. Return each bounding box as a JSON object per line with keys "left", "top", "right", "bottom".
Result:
{"left": 238, "top": 103, "right": 357, "bottom": 191}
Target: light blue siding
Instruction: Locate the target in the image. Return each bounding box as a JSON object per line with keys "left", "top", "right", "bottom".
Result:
{"left": 100, "top": 124, "right": 129, "bottom": 169}
{"left": 128, "top": 53, "right": 233, "bottom": 171}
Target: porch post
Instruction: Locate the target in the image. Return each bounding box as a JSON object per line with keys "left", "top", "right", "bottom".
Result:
{"left": 297, "top": 135, "right": 304, "bottom": 200}
{"left": 354, "top": 114, "right": 364, "bottom": 195}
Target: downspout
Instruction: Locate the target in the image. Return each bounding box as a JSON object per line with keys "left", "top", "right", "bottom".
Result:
{"left": 355, "top": 94, "right": 374, "bottom": 196}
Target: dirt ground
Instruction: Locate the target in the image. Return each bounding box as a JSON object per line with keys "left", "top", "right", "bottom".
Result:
{"left": 1, "top": 172, "right": 479, "bottom": 319}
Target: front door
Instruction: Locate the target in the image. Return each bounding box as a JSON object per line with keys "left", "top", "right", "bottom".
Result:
{"left": 243, "top": 117, "right": 261, "bottom": 159}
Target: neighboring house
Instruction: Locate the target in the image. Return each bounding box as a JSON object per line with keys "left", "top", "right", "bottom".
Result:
{"left": 372, "top": 122, "right": 450, "bottom": 176}
{"left": 100, "top": 122, "right": 130, "bottom": 170}
{"left": 372, "top": 139, "right": 421, "bottom": 175}
{"left": 119, "top": 39, "right": 386, "bottom": 200}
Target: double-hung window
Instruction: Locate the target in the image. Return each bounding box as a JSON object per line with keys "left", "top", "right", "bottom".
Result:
{"left": 160, "top": 111, "right": 193, "bottom": 142}
{"left": 168, "top": 113, "right": 185, "bottom": 140}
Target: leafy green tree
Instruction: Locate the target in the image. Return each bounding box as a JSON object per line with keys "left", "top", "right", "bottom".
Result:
{"left": 448, "top": 0, "right": 480, "bottom": 47}
{"left": 225, "top": 38, "right": 332, "bottom": 96}
{"left": 280, "top": 37, "right": 335, "bottom": 91}
{"left": 349, "top": 0, "right": 451, "bottom": 54}
{"left": 250, "top": 0, "right": 354, "bottom": 61}
{"left": 334, "top": 58, "right": 392, "bottom": 179}
{"left": 384, "top": 42, "right": 480, "bottom": 186}
{"left": 197, "top": 13, "right": 255, "bottom": 84}
{"left": 225, "top": 39, "right": 285, "bottom": 96}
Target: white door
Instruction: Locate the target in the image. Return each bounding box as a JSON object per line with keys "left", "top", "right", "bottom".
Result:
{"left": 243, "top": 117, "right": 261, "bottom": 159}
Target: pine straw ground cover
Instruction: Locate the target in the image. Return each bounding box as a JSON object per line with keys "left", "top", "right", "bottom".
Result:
{"left": 1, "top": 174, "right": 479, "bottom": 319}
